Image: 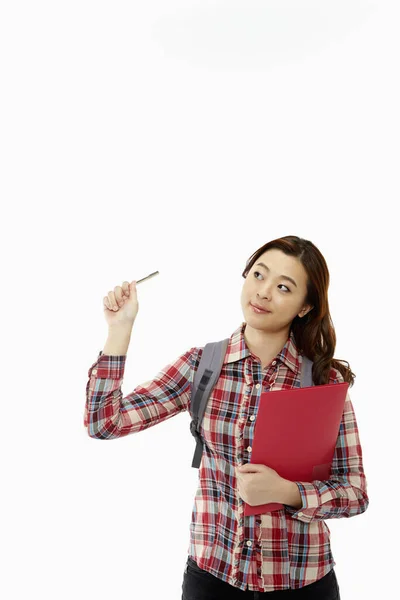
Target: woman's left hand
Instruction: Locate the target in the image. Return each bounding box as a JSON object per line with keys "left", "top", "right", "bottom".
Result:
{"left": 235, "top": 463, "right": 286, "bottom": 506}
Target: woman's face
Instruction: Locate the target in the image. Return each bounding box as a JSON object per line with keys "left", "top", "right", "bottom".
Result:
{"left": 240, "top": 248, "right": 313, "bottom": 328}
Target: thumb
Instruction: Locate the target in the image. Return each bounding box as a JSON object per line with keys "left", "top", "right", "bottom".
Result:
{"left": 238, "top": 462, "right": 260, "bottom": 471}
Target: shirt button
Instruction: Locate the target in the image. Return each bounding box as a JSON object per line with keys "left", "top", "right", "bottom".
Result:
{"left": 247, "top": 446, "right": 252, "bottom": 452}
{"left": 92, "top": 369, "right": 97, "bottom": 375}
{"left": 272, "top": 360, "right": 276, "bottom": 366}
{"left": 249, "top": 415, "right": 255, "bottom": 421}
{"left": 246, "top": 540, "right": 252, "bottom": 547}
{"left": 255, "top": 383, "right": 261, "bottom": 389}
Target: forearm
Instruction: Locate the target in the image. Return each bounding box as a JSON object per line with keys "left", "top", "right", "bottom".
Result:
{"left": 103, "top": 324, "right": 133, "bottom": 356}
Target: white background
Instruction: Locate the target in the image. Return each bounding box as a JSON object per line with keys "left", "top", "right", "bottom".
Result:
{"left": 1, "top": 1, "right": 398, "bottom": 598}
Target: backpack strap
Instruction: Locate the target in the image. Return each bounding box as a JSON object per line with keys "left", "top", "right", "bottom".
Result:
{"left": 190, "top": 339, "right": 229, "bottom": 468}
{"left": 300, "top": 355, "right": 314, "bottom": 388}
{"left": 189, "top": 341, "right": 314, "bottom": 469}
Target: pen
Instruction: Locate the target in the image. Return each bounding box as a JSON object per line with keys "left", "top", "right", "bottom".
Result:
{"left": 136, "top": 271, "right": 159, "bottom": 285}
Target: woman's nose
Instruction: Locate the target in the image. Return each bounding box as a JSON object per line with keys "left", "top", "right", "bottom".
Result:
{"left": 257, "top": 284, "right": 272, "bottom": 299}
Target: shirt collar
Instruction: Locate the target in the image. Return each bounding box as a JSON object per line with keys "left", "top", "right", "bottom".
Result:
{"left": 223, "top": 321, "right": 301, "bottom": 374}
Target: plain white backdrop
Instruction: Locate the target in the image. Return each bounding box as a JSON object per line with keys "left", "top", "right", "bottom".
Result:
{"left": 1, "top": 1, "right": 399, "bottom": 598}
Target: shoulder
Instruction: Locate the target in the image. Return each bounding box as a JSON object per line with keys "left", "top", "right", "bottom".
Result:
{"left": 328, "top": 365, "right": 345, "bottom": 384}
{"left": 189, "top": 346, "right": 202, "bottom": 370}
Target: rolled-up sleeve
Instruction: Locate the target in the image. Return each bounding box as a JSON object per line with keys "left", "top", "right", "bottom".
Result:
{"left": 284, "top": 375, "right": 369, "bottom": 523}
{"left": 84, "top": 347, "right": 197, "bottom": 439}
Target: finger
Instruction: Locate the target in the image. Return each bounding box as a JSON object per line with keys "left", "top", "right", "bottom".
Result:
{"left": 103, "top": 296, "right": 112, "bottom": 310}
{"left": 108, "top": 291, "right": 118, "bottom": 311}
{"left": 122, "top": 281, "right": 130, "bottom": 297}
{"left": 114, "top": 285, "right": 123, "bottom": 305}
{"left": 114, "top": 285, "right": 125, "bottom": 308}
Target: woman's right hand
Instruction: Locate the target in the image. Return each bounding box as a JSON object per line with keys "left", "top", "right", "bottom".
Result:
{"left": 103, "top": 280, "right": 139, "bottom": 327}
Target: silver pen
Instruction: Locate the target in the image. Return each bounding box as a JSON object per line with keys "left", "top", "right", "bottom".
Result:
{"left": 136, "top": 271, "right": 160, "bottom": 285}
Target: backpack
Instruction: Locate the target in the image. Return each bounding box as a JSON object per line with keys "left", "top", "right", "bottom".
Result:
{"left": 189, "top": 338, "right": 315, "bottom": 469}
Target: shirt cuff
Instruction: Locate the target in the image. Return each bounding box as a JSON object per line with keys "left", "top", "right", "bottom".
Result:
{"left": 283, "top": 482, "right": 319, "bottom": 521}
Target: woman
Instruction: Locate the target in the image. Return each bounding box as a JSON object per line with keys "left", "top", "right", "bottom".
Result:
{"left": 85, "top": 235, "right": 369, "bottom": 599}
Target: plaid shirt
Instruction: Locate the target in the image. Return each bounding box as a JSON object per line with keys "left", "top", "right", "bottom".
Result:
{"left": 84, "top": 321, "right": 369, "bottom": 592}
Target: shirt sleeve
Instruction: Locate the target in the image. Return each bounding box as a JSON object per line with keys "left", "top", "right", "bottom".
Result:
{"left": 284, "top": 369, "right": 369, "bottom": 522}
{"left": 84, "top": 347, "right": 198, "bottom": 439}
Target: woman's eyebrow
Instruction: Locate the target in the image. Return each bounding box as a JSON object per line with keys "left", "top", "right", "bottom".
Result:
{"left": 255, "top": 262, "right": 298, "bottom": 288}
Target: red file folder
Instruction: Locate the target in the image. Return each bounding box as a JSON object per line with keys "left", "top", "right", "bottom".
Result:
{"left": 243, "top": 382, "right": 349, "bottom": 516}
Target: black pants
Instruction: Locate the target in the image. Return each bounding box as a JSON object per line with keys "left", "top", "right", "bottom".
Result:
{"left": 182, "top": 556, "right": 341, "bottom": 600}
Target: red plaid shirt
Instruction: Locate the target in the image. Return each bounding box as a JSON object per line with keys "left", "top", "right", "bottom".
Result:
{"left": 84, "top": 321, "right": 369, "bottom": 592}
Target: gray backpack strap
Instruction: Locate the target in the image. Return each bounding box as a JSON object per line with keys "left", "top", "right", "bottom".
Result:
{"left": 190, "top": 344, "right": 313, "bottom": 468}
{"left": 190, "top": 339, "right": 229, "bottom": 469}
{"left": 300, "top": 355, "right": 314, "bottom": 387}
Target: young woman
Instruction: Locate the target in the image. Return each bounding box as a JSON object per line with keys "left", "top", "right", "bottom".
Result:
{"left": 85, "top": 235, "right": 369, "bottom": 599}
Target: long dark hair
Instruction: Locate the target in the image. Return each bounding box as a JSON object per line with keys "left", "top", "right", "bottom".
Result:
{"left": 242, "top": 235, "right": 356, "bottom": 387}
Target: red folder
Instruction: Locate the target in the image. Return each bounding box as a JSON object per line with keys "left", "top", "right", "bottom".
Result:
{"left": 243, "top": 382, "right": 349, "bottom": 516}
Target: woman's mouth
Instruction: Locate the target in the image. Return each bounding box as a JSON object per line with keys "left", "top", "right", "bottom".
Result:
{"left": 250, "top": 303, "right": 271, "bottom": 314}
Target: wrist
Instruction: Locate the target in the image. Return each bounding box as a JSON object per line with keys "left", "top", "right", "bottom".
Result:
{"left": 279, "top": 479, "right": 302, "bottom": 509}
{"left": 104, "top": 324, "right": 133, "bottom": 355}
{"left": 108, "top": 322, "right": 134, "bottom": 335}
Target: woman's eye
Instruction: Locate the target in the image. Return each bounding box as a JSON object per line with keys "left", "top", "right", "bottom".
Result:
{"left": 253, "top": 271, "right": 290, "bottom": 292}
